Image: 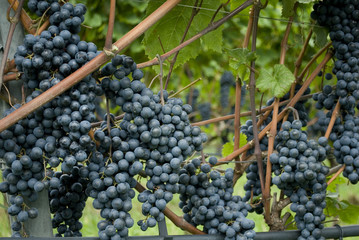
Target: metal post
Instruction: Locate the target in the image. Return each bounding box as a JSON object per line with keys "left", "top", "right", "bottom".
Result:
{"left": 0, "top": 2, "right": 53, "bottom": 237}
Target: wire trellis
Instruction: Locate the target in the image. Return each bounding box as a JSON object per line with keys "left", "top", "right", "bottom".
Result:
{"left": 129, "top": 0, "right": 324, "bottom": 28}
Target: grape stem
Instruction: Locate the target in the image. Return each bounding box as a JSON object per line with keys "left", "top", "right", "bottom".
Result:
{"left": 263, "top": 97, "right": 279, "bottom": 222}
{"left": 164, "top": 0, "right": 202, "bottom": 90}
{"left": 324, "top": 101, "right": 340, "bottom": 139}
{"left": 7, "top": 0, "right": 36, "bottom": 35}
{"left": 137, "top": 0, "right": 255, "bottom": 69}
{"left": 0, "top": 0, "right": 24, "bottom": 92}
{"left": 156, "top": 54, "right": 165, "bottom": 106}
{"left": 3, "top": 73, "right": 20, "bottom": 83}
{"left": 233, "top": 4, "right": 255, "bottom": 186}
{"left": 297, "top": 41, "right": 332, "bottom": 83}
{"left": 169, "top": 78, "right": 201, "bottom": 98}
{"left": 104, "top": 0, "right": 116, "bottom": 50}
{"left": 279, "top": 3, "right": 297, "bottom": 65}
{"left": 233, "top": 78, "right": 243, "bottom": 184}
{"left": 134, "top": 181, "right": 205, "bottom": 235}
{"left": 327, "top": 165, "right": 345, "bottom": 185}
{"left": 0, "top": 0, "right": 182, "bottom": 133}
{"left": 248, "top": 1, "right": 265, "bottom": 196}
{"left": 192, "top": 93, "right": 314, "bottom": 126}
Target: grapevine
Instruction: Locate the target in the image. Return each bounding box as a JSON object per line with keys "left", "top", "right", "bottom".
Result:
{"left": 1, "top": 1, "right": 359, "bottom": 240}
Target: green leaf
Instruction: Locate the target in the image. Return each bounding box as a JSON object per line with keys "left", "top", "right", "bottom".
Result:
{"left": 143, "top": 0, "right": 223, "bottom": 74}
{"left": 222, "top": 141, "right": 234, "bottom": 157}
{"left": 282, "top": 0, "right": 296, "bottom": 18}
{"left": 326, "top": 176, "right": 346, "bottom": 193}
{"left": 338, "top": 200, "right": 359, "bottom": 224}
{"left": 0, "top": 203, "right": 7, "bottom": 209}
{"left": 325, "top": 197, "right": 359, "bottom": 224}
{"left": 313, "top": 26, "right": 328, "bottom": 48}
{"left": 230, "top": 0, "right": 243, "bottom": 11}
{"left": 221, "top": 133, "right": 247, "bottom": 157}
{"left": 257, "top": 64, "right": 295, "bottom": 98}
{"left": 84, "top": 13, "right": 103, "bottom": 28}
{"left": 226, "top": 48, "right": 257, "bottom": 80}
{"left": 297, "top": 0, "right": 315, "bottom": 3}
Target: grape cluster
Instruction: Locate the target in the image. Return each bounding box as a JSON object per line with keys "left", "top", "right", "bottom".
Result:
{"left": 242, "top": 162, "right": 274, "bottom": 215}
{"left": 16, "top": 3, "right": 97, "bottom": 90}
{"left": 186, "top": 88, "right": 199, "bottom": 112}
{"left": 270, "top": 120, "right": 329, "bottom": 240}
{"left": 199, "top": 102, "right": 211, "bottom": 122}
{"left": 0, "top": 1, "right": 103, "bottom": 236}
{"left": 97, "top": 54, "right": 207, "bottom": 230}
{"left": 48, "top": 165, "right": 89, "bottom": 237}
{"left": 85, "top": 134, "right": 138, "bottom": 240}
{"left": 311, "top": 0, "right": 359, "bottom": 184}
{"left": 178, "top": 156, "right": 255, "bottom": 240}
{"left": 220, "top": 71, "right": 235, "bottom": 109}
{"left": 0, "top": 104, "right": 51, "bottom": 236}
{"left": 331, "top": 115, "right": 359, "bottom": 183}
{"left": 27, "top": 0, "right": 59, "bottom": 17}
{"left": 312, "top": 0, "right": 359, "bottom": 113}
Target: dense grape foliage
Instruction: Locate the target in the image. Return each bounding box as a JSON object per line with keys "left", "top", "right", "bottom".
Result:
{"left": 179, "top": 156, "right": 255, "bottom": 240}
{"left": 270, "top": 120, "right": 329, "bottom": 240}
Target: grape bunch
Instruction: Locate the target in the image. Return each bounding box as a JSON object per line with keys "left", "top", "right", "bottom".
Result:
{"left": 48, "top": 165, "right": 89, "bottom": 237}
{"left": 0, "top": 104, "right": 53, "bottom": 236}
{"left": 15, "top": 2, "right": 97, "bottom": 90}
{"left": 331, "top": 115, "right": 359, "bottom": 183}
{"left": 186, "top": 88, "right": 200, "bottom": 112}
{"left": 220, "top": 71, "right": 235, "bottom": 109}
{"left": 0, "top": 1, "right": 104, "bottom": 236}
{"left": 199, "top": 102, "right": 211, "bottom": 122}
{"left": 270, "top": 120, "right": 329, "bottom": 240}
{"left": 85, "top": 134, "right": 138, "bottom": 240}
{"left": 97, "top": 54, "right": 207, "bottom": 230}
{"left": 178, "top": 156, "right": 255, "bottom": 240}
{"left": 311, "top": 0, "right": 359, "bottom": 184}
{"left": 242, "top": 161, "right": 275, "bottom": 215}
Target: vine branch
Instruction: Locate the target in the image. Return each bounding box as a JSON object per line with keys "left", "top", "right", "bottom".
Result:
{"left": 104, "top": 0, "right": 116, "bottom": 50}
{"left": 137, "top": 0, "right": 255, "bottom": 69}
{"left": 247, "top": 1, "right": 265, "bottom": 195}
{"left": 192, "top": 93, "right": 313, "bottom": 127}
{"left": 0, "top": 0, "right": 24, "bottom": 92}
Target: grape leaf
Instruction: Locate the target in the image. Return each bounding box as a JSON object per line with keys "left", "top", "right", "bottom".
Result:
{"left": 226, "top": 48, "right": 257, "bottom": 81}
{"left": 282, "top": 0, "right": 296, "bottom": 18}
{"left": 326, "top": 175, "right": 346, "bottom": 193}
{"left": 143, "top": 0, "right": 223, "bottom": 74}
{"left": 297, "top": 0, "right": 315, "bottom": 3}
{"left": 221, "top": 133, "right": 247, "bottom": 157}
{"left": 313, "top": 26, "right": 328, "bottom": 48}
{"left": 230, "top": 0, "right": 242, "bottom": 11}
{"left": 257, "top": 64, "right": 295, "bottom": 98}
